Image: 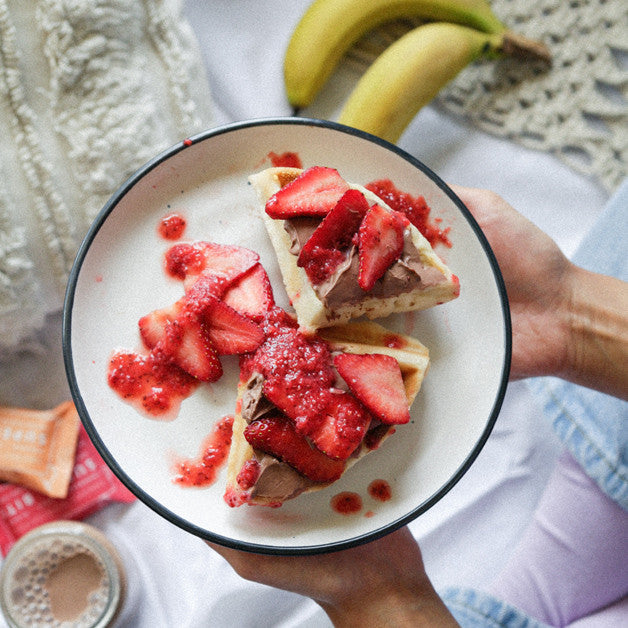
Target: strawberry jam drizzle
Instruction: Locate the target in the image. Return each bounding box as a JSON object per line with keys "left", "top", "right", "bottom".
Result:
{"left": 301, "top": 246, "right": 346, "bottom": 285}
{"left": 331, "top": 491, "right": 362, "bottom": 515}
{"left": 268, "top": 151, "right": 302, "bottom": 168}
{"left": 164, "top": 242, "right": 208, "bottom": 280}
{"left": 158, "top": 212, "right": 187, "bottom": 240}
{"left": 368, "top": 479, "right": 392, "bottom": 502}
{"left": 173, "top": 415, "right": 234, "bottom": 487}
{"left": 331, "top": 480, "right": 392, "bottom": 515}
{"left": 366, "top": 179, "right": 451, "bottom": 248}
{"left": 240, "top": 308, "right": 338, "bottom": 435}
{"left": 236, "top": 459, "right": 261, "bottom": 490}
{"left": 107, "top": 350, "right": 199, "bottom": 419}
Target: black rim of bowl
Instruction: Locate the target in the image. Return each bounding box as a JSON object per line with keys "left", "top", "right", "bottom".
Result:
{"left": 62, "top": 116, "right": 512, "bottom": 555}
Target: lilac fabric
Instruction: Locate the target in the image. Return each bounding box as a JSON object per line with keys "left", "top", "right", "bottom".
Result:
{"left": 487, "top": 450, "right": 628, "bottom": 626}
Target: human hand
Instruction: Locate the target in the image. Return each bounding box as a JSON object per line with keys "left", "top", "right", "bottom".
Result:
{"left": 452, "top": 185, "right": 628, "bottom": 398}
{"left": 451, "top": 185, "right": 574, "bottom": 380}
{"left": 207, "top": 526, "right": 458, "bottom": 627}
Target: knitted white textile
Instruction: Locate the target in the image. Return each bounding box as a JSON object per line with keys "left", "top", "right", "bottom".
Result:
{"left": 347, "top": 0, "right": 628, "bottom": 193}
{"left": 0, "top": 0, "right": 213, "bottom": 353}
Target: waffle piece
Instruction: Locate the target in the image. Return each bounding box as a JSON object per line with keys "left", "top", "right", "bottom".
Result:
{"left": 224, "top": 316, "right": 429, "bottom": 507}
{"left": 249, "top": 166, "right": 459, "bottom": 332}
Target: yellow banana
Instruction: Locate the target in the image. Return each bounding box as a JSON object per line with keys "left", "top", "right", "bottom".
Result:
{"left": 337, "top": 22, "right": 502, "bottom": 143}
{"left": 285, "top": 0, "right": 507, "bottom": 109}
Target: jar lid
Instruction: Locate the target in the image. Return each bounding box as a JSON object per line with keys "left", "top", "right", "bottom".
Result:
{"left": 0, "top": 521, "right": 126, "bottom": 628}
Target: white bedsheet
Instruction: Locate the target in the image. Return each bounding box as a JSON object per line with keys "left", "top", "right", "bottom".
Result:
{"left": 0, "top": 1, "right": 611, "bottom": 626}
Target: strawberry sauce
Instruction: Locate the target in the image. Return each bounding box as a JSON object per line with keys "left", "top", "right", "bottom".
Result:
{"left": 173, "top": 415, "right": 234, "bottom": 487}
{"left": 164, "top": 242, "right": 208, "bottom": 280}
{"left": 268, "top": 151, "right": 302, "bottom": 168}
{"left": 158, "top": 212, "right": 187, "bottom": 240}
{"left": 366, "top": 179, "right": 451, "bottom": 248}
{"left": 331, "top": 491, "right": 362, "bottom": 514}
{"left": 239, "top": 308, "right": 337, "bottom": 434}
{"left": 107, "top": 350, "right": 199, "bottom": 419}
{"left": 368, "top": 479, "right": 392, "bottom": 502}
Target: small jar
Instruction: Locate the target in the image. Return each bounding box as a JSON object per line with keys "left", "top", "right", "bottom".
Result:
{"left": 0, "top": 521, "right": 126, "bottom": 628}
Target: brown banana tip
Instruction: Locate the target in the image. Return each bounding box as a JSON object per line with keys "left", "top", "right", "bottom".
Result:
{"left": 501, "top": 30, "right": 552, "bottom": 65}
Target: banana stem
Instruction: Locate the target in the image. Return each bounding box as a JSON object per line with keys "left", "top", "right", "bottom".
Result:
{"left": 501, "top": 30, "right": 552, "bottom": 64}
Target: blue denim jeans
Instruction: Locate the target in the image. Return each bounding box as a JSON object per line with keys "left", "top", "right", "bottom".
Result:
{"left": 441, "top": 178, "right": 628, "bottom": 627}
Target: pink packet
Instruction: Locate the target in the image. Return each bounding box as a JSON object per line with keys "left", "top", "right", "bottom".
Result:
{"left": 0, "top": 423, "right": 135, "bottom": 555}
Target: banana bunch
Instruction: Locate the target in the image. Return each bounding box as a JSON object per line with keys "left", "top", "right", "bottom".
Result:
{"left": 284, "top": 0, "right": 551, "bottom": 143}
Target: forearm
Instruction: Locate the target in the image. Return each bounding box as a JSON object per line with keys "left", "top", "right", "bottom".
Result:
{"left": 563, "top": 267, "right": 628, "bottom": 400}
{"left": 322, "top": 580, "right": 460, "bottom": 628}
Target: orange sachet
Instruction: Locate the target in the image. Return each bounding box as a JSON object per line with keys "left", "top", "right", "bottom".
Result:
{"left": 0, "top": 401, "right": 80, "bottom": 499}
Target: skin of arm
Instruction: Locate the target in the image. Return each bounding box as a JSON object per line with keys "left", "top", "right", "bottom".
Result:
{"left": 206, "top": 186, "right": 627, "bottom": 626}
{"left": 208, "top": 527, "right": 459, "bottom": 627}
{"left": 452, "top": 186, "right": 628, "bottom": 400}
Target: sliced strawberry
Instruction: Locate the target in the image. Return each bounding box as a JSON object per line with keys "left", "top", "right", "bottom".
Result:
{"left": 334, "top": 353, "right": 410, "bottom": 425}
{"left": 204, "top": 298, "right": 264, "bottom": 355}
{"left": 222, "top": 263, "right": 275, "bottom": 322}
{"left": 152, "top": 300, "right": 223, "bottom": 382}
{"left": 236, "top": 459, "right": 261, "bottom": 490}
{"left": 357, "top": 204, "right": 408, "bottom": 291}
{"left": 265, "top": 166, "right": 350, "bottom": 219}
{"left": 257, "top": 328, "right": 336, "bottom": 435}
{"left": 138, "top": 304, "right": 175, "bottom": 349}
{"left": 244, "top": 415, "right": 345, "bottom": 484}
{"left": 262, "top": 382, "right": 331, "bottom": 436}
{"left": 139, "top": 284, "right": 222, "bottom": 382}
{"left": 164, "top": 241, "right": 259, "bottom": 290}
{"left": 167, "top": 323, "right": 221, "bottom": 382}
{"left": 299, "top": 189, "right": 369, "bottom": 256}
{"left": 308, "top": 392, "right": 371, "bottom": 460}
{"left": 297, "top": 189, "right": 369, "bottom": 285}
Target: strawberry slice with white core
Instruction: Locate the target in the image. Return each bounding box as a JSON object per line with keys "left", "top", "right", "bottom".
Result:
{"left": 308, "top": 391, "right": 372, "bottom": 460}
{"left": 183, "top": 271, "right": 230, "bottom": 310}
{"left": 297, "top": 188, "right": 370, "bottom": 285}
{"left": 222, "top": 263, "right": 275, "bottom": 322}
{"left": 164, "top": 241, "right": 259, "bottom": 290}
{"left": 204, "top": 297, "right": 264, "bottom": 355}
{"left": 138, "top": 265, "right": 261, "bottom": 379}
{"left": 150, "top": 298, "right": 223, "bottom": 382}
{"left": 163, "top": 317, "right": 221, "bottom": 382}
{"left": 138, "top": 304, "right": 175, "bottom": 349}
{"left": 357, "top": 205, "right": 408, "bottom": 291}
{"left": 334, "top": 353, "right": 410, "bottom": 425}
{"left": 265, "top": 166, "right": 350, "bottom": 219}
{"left": 156, "top": 274, "right": 265, "bottom": 356}
{"left": 244, "top": 415, "right": 346, "bottom": 483}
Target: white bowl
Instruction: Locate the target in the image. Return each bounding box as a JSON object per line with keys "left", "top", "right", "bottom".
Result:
{"left": 63, "top": 118, "right": 511, "bottom": 554}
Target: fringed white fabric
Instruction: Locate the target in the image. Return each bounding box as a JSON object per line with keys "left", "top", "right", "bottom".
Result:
{"left": 0, "top": 0, "right": 213, "bottom": 353}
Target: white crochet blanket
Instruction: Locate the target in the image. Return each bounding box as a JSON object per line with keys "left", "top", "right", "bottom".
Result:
{"left": 0, "top": 0, "right": 213, "bottom": 353}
